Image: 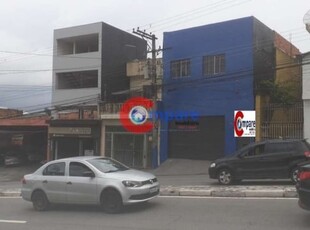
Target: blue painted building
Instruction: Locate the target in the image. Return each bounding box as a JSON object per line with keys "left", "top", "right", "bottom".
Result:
{"left": 159, "top": 17, "right": 274, "bottom": 163}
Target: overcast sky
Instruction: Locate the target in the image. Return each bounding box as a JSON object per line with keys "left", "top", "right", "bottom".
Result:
{"left": 0, "top": 0, "right": 310, "bottom": 111}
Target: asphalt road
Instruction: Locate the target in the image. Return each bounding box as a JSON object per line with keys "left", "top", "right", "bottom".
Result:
{"left": 0, "top": 196, "right": 309, "bottom": 230}
{"left": 0, "top": 160, "right": 295, "bottom": 186}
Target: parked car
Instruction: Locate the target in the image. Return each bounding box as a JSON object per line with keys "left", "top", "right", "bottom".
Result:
{"left": 4, "top": 150, "right": 28, "bottom": 166}
{"left": 26, "top": 152, "right": 45, "bottom": 163}
{"left": 296, "top": 162, "right": 310, "bottom": 210}
{"left": 209, "top": 139, "right": 310, "bottom": 185}
{"left": 21, "top": 156, "right": 160, "bottom": 213}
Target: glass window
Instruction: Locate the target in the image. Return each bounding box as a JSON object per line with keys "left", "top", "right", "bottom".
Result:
{"left": 203, "top": 54, "right": 225, "bottom": 76}
{"left": 69, "top": 162, "right": 93, "bottom": 177}
{"left": 87, "top": 158, "right": 129, "bottom": 173}
{"left": 265, "top": 143, "right": 296, "bottom": 153}
{"left": 170, "top": 59, "right": 191, "bottom": 78}
{"left": 244, "top": 144, "right": 265, "bottom": 157}
{"left": 43, "top": 162, "right": 65, "bottom": 176}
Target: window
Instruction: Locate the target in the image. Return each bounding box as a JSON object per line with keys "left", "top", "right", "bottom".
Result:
{"left": 243, "top": 144, "right": 265, "bottom": 157}
{"left": 56, "top": 70, "right": 98, "bottom": 89}
{"left": 203, "top": 54, "right": 225, "bottom": 76}
{"left": 87, "top": 158, "right": 128, "bottom": 173}
{"left": 57, "top": 33, "right": 99, "bottom": 55}
{"left": 69, "top": 162, "right": 93, "bottom": 177}
{"left": 170, "top": 59, "right": 191, "bottom": 78}
{"left": 265, "top": 143, "right": 296, "bottom": 153}
{"left": 43, "top": 162, "right": 65, "bottom": 176}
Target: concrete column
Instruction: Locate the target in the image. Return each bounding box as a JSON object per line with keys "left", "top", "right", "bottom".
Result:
{"left": 100, "top": 122, "right": 105, "bottom": 156}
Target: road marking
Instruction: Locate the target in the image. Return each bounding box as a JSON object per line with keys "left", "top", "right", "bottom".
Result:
{"left": 0, "top": 220, "right": 27, "bottom": 224}
{"left": 159, "top": 196, "right": 298, "bottom": 200}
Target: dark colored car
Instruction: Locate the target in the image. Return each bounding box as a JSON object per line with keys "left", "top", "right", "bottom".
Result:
{"left": 296, "top": 162, "right": 310, "bottom": 210}
{"left": 4, "top": 151, "right": 28, "bottom": 166}
{"left": 209, "top": 139, "right": 310, "bottom": 185}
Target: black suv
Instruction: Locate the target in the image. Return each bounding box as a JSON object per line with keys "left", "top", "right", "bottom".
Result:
{"left": 209, "top": 139, "right": 310, "bottom": 185}
{"left": 296, "top": 162, "right": 310, "bottom": 210}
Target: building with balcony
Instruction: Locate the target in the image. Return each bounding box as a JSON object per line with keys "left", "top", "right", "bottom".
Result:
{"left": 49, "top": 22, "right": 147, "bottom": 161}
{"left": 100, "top": 59, "right": 162, "bottom": 168}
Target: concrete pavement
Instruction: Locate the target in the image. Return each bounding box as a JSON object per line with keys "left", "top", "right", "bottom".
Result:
{"left": 0, "top": 159, "right": 298, "bottom": 198}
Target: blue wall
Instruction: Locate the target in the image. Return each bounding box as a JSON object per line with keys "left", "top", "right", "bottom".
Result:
{"left": 160, "top": 17, "right": 256, "bottom": 164}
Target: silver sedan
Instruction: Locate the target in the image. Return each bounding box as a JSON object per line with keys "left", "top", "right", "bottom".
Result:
{"left": 21, "top": 156, "right": 160, "bottom": 213}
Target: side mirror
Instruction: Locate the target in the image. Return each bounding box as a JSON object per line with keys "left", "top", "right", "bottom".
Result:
{"left": 83, "top": 171, "right": 95, "bottom": 178}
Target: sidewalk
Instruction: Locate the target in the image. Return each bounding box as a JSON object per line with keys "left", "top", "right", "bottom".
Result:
{"left": 0, "top": 184, "right": 297, "bottom": 198}
{"left": 0, "top": 159, "right": 298, "bottom": 198}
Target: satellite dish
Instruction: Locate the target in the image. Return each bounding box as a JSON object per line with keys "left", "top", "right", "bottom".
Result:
{"left": 303, "top": 9, "right": 310, "bottom": 33}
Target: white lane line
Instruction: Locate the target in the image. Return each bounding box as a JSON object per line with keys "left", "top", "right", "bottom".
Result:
{"left": 0, "top": 220, "right": 27, "bottom": 224}
{"left": 159, "top": 196, "right": 298, "bottom": 200}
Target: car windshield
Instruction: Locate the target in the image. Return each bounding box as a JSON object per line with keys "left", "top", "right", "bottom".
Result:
{"left": 87, "top": 158, "right": 129, "bottom": 173}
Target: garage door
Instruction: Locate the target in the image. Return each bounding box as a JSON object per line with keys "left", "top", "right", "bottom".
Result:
{"left": 168, "top": 116, "right": 225, "bottom": 160}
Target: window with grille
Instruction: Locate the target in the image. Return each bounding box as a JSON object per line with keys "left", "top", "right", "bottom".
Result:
{"left": 203, "top": 54, "right": 225, "bottom": 76}
{"left": 170, "top": 59, "right": 191, "bottom": 78}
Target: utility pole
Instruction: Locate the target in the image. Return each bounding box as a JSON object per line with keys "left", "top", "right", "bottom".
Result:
{"left": 133, "top": 28, "right": 159, "bottom": 167}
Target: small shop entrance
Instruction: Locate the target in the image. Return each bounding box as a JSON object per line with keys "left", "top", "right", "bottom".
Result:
{"left": 105, "top": 131, "right": 146, "bottom": 168}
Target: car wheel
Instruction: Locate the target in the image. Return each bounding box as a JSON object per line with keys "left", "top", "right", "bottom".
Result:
{"left": 290, "top": 167, "right": 299, "bottom": 184}
{"left": 218, "top": 168, "right": 233, "bottom": 185}
{"left": 32, "top": 190, "right": 49, "bottom": 211}
{"left": 101, "top": 189, "right": 123, "bottom": 214}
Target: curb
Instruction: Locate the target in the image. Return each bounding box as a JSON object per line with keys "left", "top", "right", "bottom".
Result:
{"left": 0, "top": 189, "right": 21, "bottom": 197}
{"left": 159, "top": 185, "right": 298, "bottom": 198}
{"left": 0, "top": 186, "right": 298, "bottom": 198}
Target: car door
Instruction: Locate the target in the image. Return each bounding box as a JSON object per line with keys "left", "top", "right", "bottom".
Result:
{"left": 66, "top": 161, "right": 98, "bottom": 204}
{"left": 263, "top": 142, "right": 295, "bottom": 178}
{"left": 41, "top": 162, "right": 67, "bottom": 203}
{"left": 234, "top": 144, "right": 267, "bottom": 179}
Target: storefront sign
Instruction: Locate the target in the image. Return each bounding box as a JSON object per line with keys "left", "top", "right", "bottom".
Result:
{"left": 11, "top": 134, "right": 23, "bottom": 145}
{"left": 234, "top": 110, "right": 256, "bottom": 137}
{"left": 49, "top": 127, "right": 92, "bottom": 136}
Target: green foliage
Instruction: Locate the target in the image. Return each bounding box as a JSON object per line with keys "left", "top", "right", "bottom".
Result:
{"left": 259, "top": 80, "right": 298, "bottom": 105}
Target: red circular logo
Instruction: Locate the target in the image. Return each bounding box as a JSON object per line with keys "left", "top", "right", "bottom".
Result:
{"left": 234, "top": 111, "right": 244, "bottom": 137}
{"left": 119, "top": 97, "right": 153, "bottom": 134}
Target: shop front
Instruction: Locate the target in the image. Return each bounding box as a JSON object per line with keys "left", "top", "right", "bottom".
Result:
{"left": 48, "top": 120, "right": 101, "bottom": 160}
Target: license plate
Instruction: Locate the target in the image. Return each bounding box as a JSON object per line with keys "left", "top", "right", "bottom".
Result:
{"left": 150, "top": 186, "right": 158, "bottom": 193}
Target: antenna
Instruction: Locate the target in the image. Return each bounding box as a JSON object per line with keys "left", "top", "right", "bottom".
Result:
{"left": 303, "top": 9, "right": 310, "bottom": 33}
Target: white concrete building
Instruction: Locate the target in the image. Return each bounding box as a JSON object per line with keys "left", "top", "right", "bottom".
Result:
{"left": 303, "top": 52, "right": 310, "bottom": 139}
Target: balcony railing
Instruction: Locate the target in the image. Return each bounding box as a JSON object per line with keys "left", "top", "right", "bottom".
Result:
{"left": 100, "top": 103, "right": 122, "bottom": 119}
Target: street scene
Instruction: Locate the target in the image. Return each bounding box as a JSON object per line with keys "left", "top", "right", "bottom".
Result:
{"left": 1, "top": 0, "right": 310, "bottom": 229}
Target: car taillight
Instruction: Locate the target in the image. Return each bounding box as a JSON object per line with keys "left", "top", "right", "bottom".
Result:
{"left": 298, "top": 171, "right": 310, "bottom": 181}
{"left": 21, "top": 177, "right": 26, "bottom": 184}
{"left": 304, "top": 151, "right": 310, "bottom": 158}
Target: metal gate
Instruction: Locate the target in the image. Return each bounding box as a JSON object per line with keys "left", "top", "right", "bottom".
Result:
{"left": 105, "top": 132, "right": 145, "bottom": 168}
{"left": 168, "top": 116, "right": 225, "bottom": 160}
{"left": 261, "top": 102, "right": 303, "bottom": 140}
